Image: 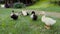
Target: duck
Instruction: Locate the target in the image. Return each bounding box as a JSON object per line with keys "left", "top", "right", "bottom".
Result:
{"left": 10, "top": 10, "right": 18, "bottom": 20}
{"left": 41, "top": 11, "right": 56, "bottom": 29}
{"left": 1, "top": 4, "right": 5, "bottom": 8}
{"left": 21, "top": 10, "right": 29, "bottom": 16}
{"left": 30, "top": 11, "right": 37, "bottom": 20}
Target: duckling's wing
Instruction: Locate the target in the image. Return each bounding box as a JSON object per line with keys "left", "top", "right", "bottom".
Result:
{"left": 45, "top": 17, "right": 56, "bottom": 25}
{"left": 15, "top": 13, "right": 19, "bottom": 16}
{"left": 22, "top": 11, "right": 27, "bottom": 16}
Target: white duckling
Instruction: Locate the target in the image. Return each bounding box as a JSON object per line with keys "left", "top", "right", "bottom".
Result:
{"left": 41, "top": 11, "right": 56, "bottom": 29}
{"left": 30, "top": 11, "right": 37, "bottom": 20}
{"left": 11, "top": 10, "right": 18, "bottom": 20}
{"left": 22, "top": 10, "right": 29, "bottom": 16}
{"left": 1, "top": 4, "right": 5, "bottom": 8}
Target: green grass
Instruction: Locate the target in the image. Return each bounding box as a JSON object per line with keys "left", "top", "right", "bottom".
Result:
{"left": 0, "top": 8, "right": 60, "bottom": 34}
{"left": 26, "top": 0, "right": 60, "bottom": 12}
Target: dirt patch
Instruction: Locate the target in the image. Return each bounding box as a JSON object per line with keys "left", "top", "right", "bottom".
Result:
{"left": 26, "top": 10, "right": 60, "bottom": 18}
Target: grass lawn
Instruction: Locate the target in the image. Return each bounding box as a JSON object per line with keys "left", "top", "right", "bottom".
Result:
{"left": 0, "top": 8, "right": 60, "bottom": 34}
{"left": 26, "top": 0, "right": 60, "bottom": 12}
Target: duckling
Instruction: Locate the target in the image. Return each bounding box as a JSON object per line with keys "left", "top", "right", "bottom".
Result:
{"left": 30, "top": 11, "right": 37, "bottom": 20}
{"left": 41, "top": 11, "right": 56, "bottom": 29}
{"left": 11, "top": 10, "right": 18, "bottom": 20}
{"left": 22, "top": 10, "right": 29, "bottom": 16}
{"left": 1, "top": 4, "right": 5, "bottom": 8}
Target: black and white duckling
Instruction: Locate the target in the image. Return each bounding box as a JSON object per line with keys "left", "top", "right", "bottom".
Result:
{"left": 22, "top": 10, "right": 29, "bottom": 16}
{"left": 11, "top": 10, "right": 18, "bottom": 20}
{"left": 30, "top": 11, "right": 37, "bottom": 20}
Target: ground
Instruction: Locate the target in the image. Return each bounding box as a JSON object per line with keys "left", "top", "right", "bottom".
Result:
{"left": 0, "top": 0, "right": 60, "bottom": 34}
{"left": 0, "top": 8, "right": 60, "bottom": 34}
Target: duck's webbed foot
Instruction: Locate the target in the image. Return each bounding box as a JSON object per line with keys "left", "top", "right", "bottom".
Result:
{"left": 45, "top": 25, "right": 50, "bottom": 29}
